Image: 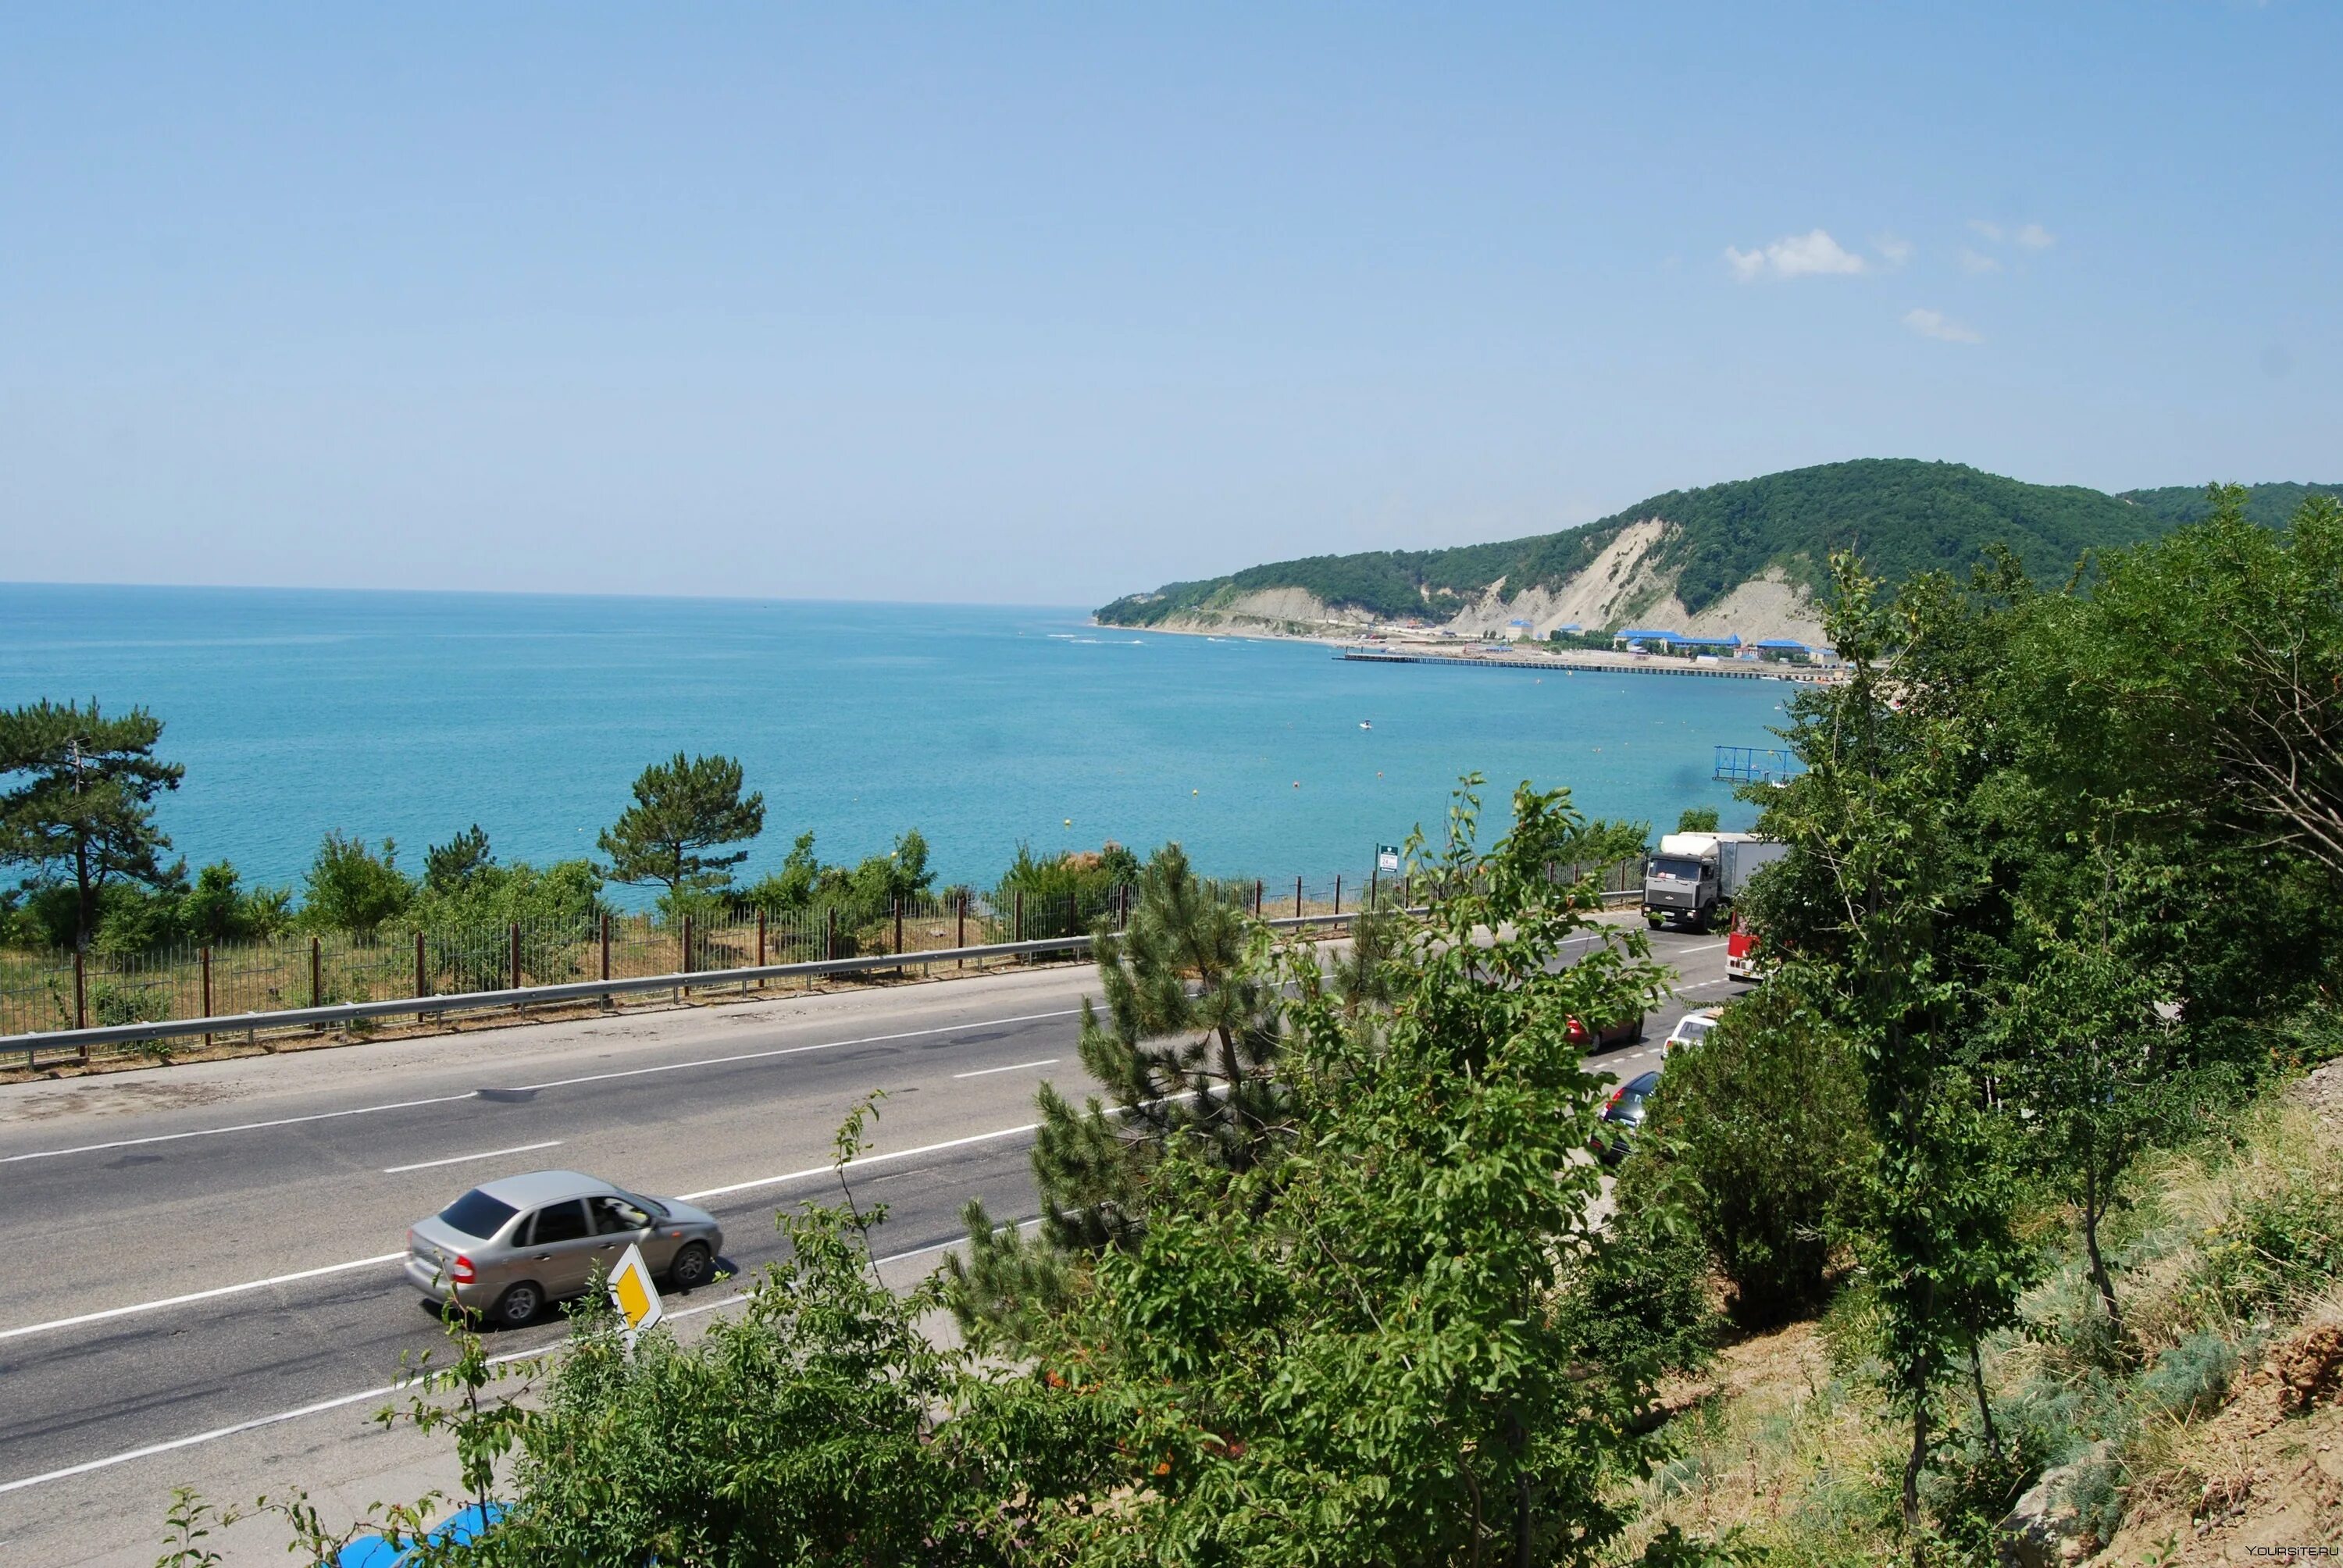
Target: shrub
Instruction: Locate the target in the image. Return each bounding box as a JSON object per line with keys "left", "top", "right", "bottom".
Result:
{"left": 1624, "top": 985, "right": 1869, "bottom": 1325}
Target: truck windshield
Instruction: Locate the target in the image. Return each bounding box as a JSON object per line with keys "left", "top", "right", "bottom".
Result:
{"left": 1651, "top": 857, "right": 1705, "bottom": 881}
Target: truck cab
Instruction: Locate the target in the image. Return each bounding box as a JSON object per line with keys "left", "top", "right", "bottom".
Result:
{"left": 1642, "top": 831, "right": 1786, "bottom": 932}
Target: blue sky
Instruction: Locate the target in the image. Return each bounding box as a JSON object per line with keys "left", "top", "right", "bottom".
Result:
{"left": 2, "top": 4, "right": 2335, "bottom": 606}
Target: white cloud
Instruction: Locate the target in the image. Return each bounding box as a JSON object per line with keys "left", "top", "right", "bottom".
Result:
{"left": 2015, "top": 223, "right": 2055, "bottom": 249}
{"left": 1968, "top": 219, "right": 2004, "bottom": 242}
{"left": 1723, "top": 228, "right": 1868, "bottom": 281}
{"left": 1903, "top": 307, "right": 1981, "bottom": 344}
{"left": 1874, "top": 233, "right": 1914, "bottom": 267}
{"left": 1957, "top": 247, "right": 2002, "bottom": 275}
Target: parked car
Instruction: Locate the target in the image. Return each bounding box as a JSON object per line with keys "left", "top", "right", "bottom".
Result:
{"left": 1565, "top": 1011, "right": 1645, "bottom": 1049}
{"left": 1664, "top": 1007, "right": 1721, "bottom": 1057}
{"left": 1591, "top": 1069, "right": 1662, "bottom": 1165}
{"left": 405, "top": 1169, "right": 724, "bottom": 1327}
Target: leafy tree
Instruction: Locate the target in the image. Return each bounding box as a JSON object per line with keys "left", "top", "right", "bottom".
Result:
{"left": 847, "top": 829, "right": 935, "bottom": 907}
{"left": 596, "top": 753, "right": 765, "bottom": 905}
{"left": 183, "top": 862, "right": 294, "bottom": 944}
{"left": 0, "top": 699, "right": 185, "bottom": 950}
{"left": 1988, "top": 878, "right": 2202, "bottom": 1347}
{"left": 2082, "top": 486, "right": 2343, "bottom": 880}
{"left": 1741, "top": 555, "right": 2033, "bottom": 1552}
{"left": 1674, "top": 806, "right": 1721, "bottom": 834}
{"left": 300, "top": 832, "right": 413, "bottom": 937}
{"left": 1621, "top": 984, "right": 1868, "bottom": 1325}
{"left": 738, "top": 830, "right": 828, "bottom": 911}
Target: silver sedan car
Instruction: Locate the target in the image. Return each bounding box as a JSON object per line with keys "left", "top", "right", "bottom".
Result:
{"left": 405, "top": 1168, "right": 725, "bottom": 1327}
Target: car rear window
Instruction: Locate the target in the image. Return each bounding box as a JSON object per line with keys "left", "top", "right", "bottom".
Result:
{"left": 438, "top": 1189, "right": 519, "bottom": 1239}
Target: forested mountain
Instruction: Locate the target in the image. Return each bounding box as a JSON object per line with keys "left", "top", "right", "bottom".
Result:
{"left": 2115, "top": 479, "right": 2343, "bottom": 529}
{"left": 1096, "top": 460, "right": 2336, "bottom": 640}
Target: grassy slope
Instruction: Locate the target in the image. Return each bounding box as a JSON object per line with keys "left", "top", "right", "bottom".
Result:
{"left": 1098, "top": 463, "right": 2339, "bottom": 628}
{"left": 1613, "top": 1073, "right": 2343, "bottom": 1566}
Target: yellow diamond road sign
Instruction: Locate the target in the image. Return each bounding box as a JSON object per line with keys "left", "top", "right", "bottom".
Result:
{"left": 606, "top": 1242, "right": 664, "bottom": 1345}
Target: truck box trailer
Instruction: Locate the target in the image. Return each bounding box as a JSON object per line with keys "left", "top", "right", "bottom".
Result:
{"left": 1642, "top": 831, "right": 1785, "bottom": 930}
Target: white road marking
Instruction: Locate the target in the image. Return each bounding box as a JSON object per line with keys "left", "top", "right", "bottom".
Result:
{"left": 382, "top": 1139, "right": 563, "bottom": 1174}
{"left": 0, "top": 1092, "right": 483, "bottom": 1166}
{"left": 1671, "top": 940, "right": 1729, "bottom": 954}
{"left": 0, "top": 1220, "right": 1052, "bottom": 1497}
{"left": 0, "top": 1253, "right": 406, "bottom": 1344}
{"left": 680, "top": 1121, "right": 1041, "bottom": 1202}
{"left": 0, "top": 1119, "right": 1048, "bottom": 1343}
{"left": 951, "top": 1058, "right": 1059, "bottom": 1079}
{"left": 501, "top": 1007, "right": 1081, "bottom": 1093}
{"left": 0, "top": 1007, "right": 1083, "bottom": 1165}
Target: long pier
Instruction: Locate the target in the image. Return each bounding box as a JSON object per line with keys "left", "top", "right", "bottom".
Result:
{"left": 1337, "top": 650, "right": 1831, "bottom": 684}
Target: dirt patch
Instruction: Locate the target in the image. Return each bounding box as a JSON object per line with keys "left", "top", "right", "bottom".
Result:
{"left": 0, "top": 1076, "right": 237, "bottom": 1124}
{"left": 2289, "top": 1058, "right": 2343, "bottom": 1125}
{"left": 2095, "top": 1324, "right": 2343, "bottom": 1563}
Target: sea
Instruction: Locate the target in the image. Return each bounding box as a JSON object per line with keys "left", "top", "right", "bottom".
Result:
{"left": 0, "top": 584, "right": 1792, "bottom": 904}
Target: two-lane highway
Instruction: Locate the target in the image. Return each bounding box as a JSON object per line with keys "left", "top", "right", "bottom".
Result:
{"left": 0, "top": 926, "right": 1739, "bottom": 1563}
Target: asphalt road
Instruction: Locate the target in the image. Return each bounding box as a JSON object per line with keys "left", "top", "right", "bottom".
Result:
{"left": 0, "top": 923, "right": 1735, "bottom": 1529}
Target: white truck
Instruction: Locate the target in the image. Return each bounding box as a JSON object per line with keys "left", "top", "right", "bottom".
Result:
{"left": 1642, "top": 831, "right": 1787, "bottom": 932}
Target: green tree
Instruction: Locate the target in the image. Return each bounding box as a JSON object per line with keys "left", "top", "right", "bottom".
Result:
{"left": 1622, "top": 984, "right": 1868, "bottom": 1325}
{"left": 0, "top": 699, "right": 185, "bottom": 950}
{"left": 423, "top": 825, "right": 495, "bottom": 893}
{"left": 2084, "top": 486, "right": 2343, "bottom": 878}
{"left": 1742, "top": 555, "right": 2032, "bottom": 1552}
{"left": 847, "top": 829, "right": 935, "bottom": 907}
{"left": 301, "top": 832, "right": 413, "bottom": 937}
{"left": 183, "top": 862, "right": 293, "bottom": 944}
{"left": 1988, "top": 880, "right": 2199, "bottom": 1347}
{"left": 1674, "top": 806, "right": 1721, "bottom": 834}
{"left": 597, "top": 753, "right": 765, "bottom": 907}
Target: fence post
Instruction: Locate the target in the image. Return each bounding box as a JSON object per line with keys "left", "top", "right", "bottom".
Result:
{"left": 956, "top": 891, "right": 967, "bottom": 967}
{"left": 1118, "top": 883, "right": 1129, "bottom": 928}
{"left": 826, "top": 907, "right": 837, "bottom": 964}
{"left": 599, "top": 913, "right": 612, "bottom": 1000}
{"left": 1254, "top": 878, "right": 1263, "bottom": 917}
{"left": 508, "top": 921, "right": 522, "bottom": 996}
{"left": 73, "top": 946, "right": 87, "bottom": 1032}
{"left": 1295, "top": 876, "right": 1303, "bottom": 918}
{"left": 1014, "top": 890, "right": 1024, "bottom": 948}
{"left": 679, "top": 914, "right": 694, "bottom": 1003}
{"left": 1333, "top": 875, "right": 1342, "bottom": 916}
{"left": 310, "top": 935, "right": 323, "bottom": 1011}
{"left": 415, "top": 929, "right": 426, "bottom": 1000}
{"left": 1404, "top": 871, "right": 1413, "bottom": 907}
{"left": 756, "top": 909, "right": 767, "bottom": 975}
{"left": 1370, "top": 866, "right": 1379, "bottom": 908}
{"left": 202, "top": 945, "right": 214, "bottom": 1049}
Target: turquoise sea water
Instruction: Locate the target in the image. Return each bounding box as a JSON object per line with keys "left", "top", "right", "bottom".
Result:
{"left": 0, "top": 584, "right": 1788, "bottom": 903}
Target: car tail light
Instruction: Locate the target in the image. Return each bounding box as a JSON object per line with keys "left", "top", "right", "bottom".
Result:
{"left": 1604, "top": 1085, "right": 1626, "bottom": 1112}
{"left": 1566, "top": 1017, "right": 1588, "bottom": 1044}
{"left": 450, "top": 1255, "right": 476, "bottom": 1285}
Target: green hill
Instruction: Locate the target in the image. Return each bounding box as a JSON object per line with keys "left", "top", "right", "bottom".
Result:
{"left": 1096, "top": 461, "right": 2336, "bottom": 631}
{"left": 2115, "top": 480, "right": 2343, "bottom": 530}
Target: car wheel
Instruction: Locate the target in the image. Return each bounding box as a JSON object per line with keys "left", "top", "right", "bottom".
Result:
{"left": 668, "top": 1242, "right": 714, "bottom": 1292}
{"left": 490, "top": 1282, "right": 543, "bottom": 1327}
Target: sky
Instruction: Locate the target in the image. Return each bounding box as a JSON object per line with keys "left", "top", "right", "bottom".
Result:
{"left": 2, "top": 3, "right": 2336, "bottom": 608}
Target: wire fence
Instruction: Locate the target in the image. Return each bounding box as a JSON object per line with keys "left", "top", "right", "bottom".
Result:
{"left": 2, "top": 857, "right": 1642, "bottom": 1068}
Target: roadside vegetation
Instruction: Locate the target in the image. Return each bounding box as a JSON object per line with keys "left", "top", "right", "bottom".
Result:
{"left": 111, "top": 483, "right": 2343, "bottom": 1563}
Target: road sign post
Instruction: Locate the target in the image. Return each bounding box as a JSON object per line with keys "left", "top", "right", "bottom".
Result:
{"left": 605, "top": 1242, "right": 665, "bottom": 1351}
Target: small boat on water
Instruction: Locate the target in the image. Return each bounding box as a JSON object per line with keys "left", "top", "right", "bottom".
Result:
{"left": 1359, "top": 719, "right": 1372, "bottom": 730}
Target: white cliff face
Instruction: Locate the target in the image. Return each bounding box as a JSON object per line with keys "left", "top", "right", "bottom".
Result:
{"left": 1134, "top": 517, "right": 1826, "bottom": 646}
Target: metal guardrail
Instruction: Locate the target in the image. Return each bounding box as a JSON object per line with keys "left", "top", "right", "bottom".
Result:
{"left": 0, "top": 910, "right": 1387, "bottom": 1062}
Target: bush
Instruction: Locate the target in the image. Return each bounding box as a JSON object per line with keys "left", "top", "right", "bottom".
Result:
{"left": 300, "top": 833, "right": 413, "bottom": 936}
{"left": 2137, "top": 1330, "right": 2238, "bottom": 1421}
{"left": 1626, "top": 985, "right": 1869, "bottom": 1325}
